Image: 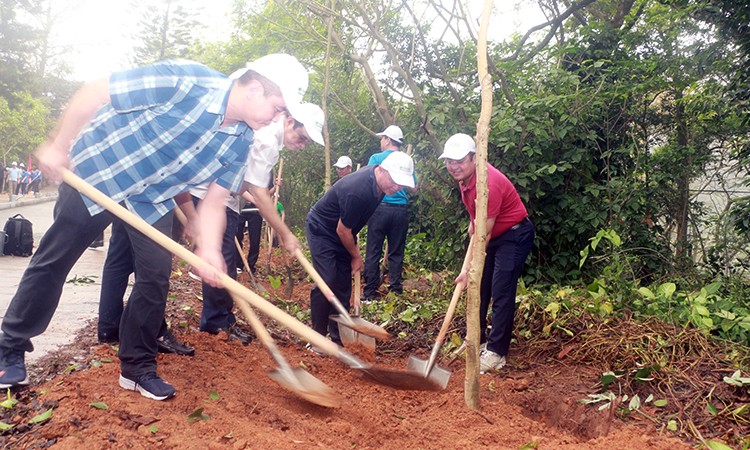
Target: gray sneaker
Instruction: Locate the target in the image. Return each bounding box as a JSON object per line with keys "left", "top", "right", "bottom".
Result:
{"left": 479, "top": 349, "right": 506, "bottom": 374}
{"left": 0, "top": 348, "right": 29, "bottom": 388}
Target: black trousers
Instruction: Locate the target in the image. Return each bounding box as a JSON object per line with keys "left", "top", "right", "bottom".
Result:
{"left": 305, "top": 220, "right": 352, "bottom": 345}
{"left": 363, "top": 203, "right": 408, "bottom": 297}
{"left": 236, "top": 209, "right": 263, "bottom": 273}
{"left": 0, "top": 183, "right": 172, "bottom": 377}
{"left": 480, "top": 219, "right": 535, "bottom": 356}
{"left": 98, "top": 220, "right": 169, "bottom": 339}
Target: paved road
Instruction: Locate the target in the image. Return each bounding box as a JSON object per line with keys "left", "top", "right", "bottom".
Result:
{"left": 0, "top": 193, "right": 112, "bottom": 363}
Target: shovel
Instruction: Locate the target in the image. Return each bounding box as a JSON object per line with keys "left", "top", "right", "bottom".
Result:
{"left": 230, "top": 292, "right": 341, "bottom": 408}
{"left": 293, "top": 248, "right": 391, "bottom": 341}
{"left": 233, "top": 236, "right": 266, "bottom": 293}
{"left": 62, "top": 169, "right": 440, "bottom": 391}
{"left": 406, "top": 235, "right": 475, "bottom": 389}
{"left": 339, "top": 272, "right": 376, "bottom": 352}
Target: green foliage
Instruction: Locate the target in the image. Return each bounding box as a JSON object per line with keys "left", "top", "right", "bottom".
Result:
{"left": 187, "top": 407, "right": 210, "bottom": 423}
{"left": 129, "top": 0, "right": 203, "bottom": 66}
{"left": 0, "top": 92, "right": 50, "bottom": 165}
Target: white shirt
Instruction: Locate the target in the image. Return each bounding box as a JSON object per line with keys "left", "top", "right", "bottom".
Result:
{"left": 244, "top": 119, "right": 284, "bottom": 188}
{"left": 189, "top": 119, "right": 285, "bottom": 213}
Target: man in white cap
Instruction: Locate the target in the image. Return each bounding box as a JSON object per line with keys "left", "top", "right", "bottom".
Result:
{"left": 178, "top": 102, "right": 325, "bottom": 344}
{"left": 333, "top": 156, "right": 353, "bottom": 179}
{"left": 0, "top": 54, "right": 309, "bottom": 400}
{"left": 363, "top": 125, "right": 417, "bottom": 301}
{"left": 439, "top": 133, "right": 534, "bottom": 374}
{"left": 305, "top": 151, "right": 415, "bottom": 345}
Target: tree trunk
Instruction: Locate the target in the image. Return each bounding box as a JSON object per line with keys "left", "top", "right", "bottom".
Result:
{"left": 322, "top": 0, "right": 336, "bottom": 190}
{"left": 674, "top": 89, "right": 690, "bottom": 265}
{"left": 465, "top": 0, "right": 494, "bottom": 410}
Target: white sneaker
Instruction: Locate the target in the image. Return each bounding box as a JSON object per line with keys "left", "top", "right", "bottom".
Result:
{"left": 479, "top": 350, "right": 506, "bottom": 374}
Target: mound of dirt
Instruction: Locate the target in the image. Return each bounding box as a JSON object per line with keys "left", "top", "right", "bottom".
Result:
{"left": 1, "top": 263, "right": 693, "bottom": 449}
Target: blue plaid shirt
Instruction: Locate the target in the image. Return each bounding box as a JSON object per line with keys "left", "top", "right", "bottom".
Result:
{"left": 70, "top": 59, "right": 254, "bottom": 224}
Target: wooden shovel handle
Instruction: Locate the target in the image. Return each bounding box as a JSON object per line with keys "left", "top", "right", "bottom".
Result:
{"left": 61, "top": 168, "right": 341, "bottom": 356}
{"left": 352, "top": 272, "right": 361, "bottom": 314}
{"left": 293, "top": 248, "right": 353, "bottom": 320}
{"left": 433, "top": 236, "right": 476, "bottom": 349}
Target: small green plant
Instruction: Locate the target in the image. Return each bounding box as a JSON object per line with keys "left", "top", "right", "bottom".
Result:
{"left": 65, "top": 275, "right": 98, "bottom": 285}
{"left": 723, "top": 370, "right": 750, "bottom": 388}
{"left": 187, "top": 407, "right": 210, "bottom": 423}
{"left": 0, "top": 389, "right": 17, "bottom": 409}
{"left": 268, "top": 275, "right": 282, "bottom": 290}
{"left": 89, "top": 402, "right": 109, "bottom": 410}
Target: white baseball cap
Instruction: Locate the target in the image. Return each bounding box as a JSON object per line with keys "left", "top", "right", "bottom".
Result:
{"left": 439, "top": 133, "right": 476, "bottom": 160}
{"left": 291, "top": 103, "right": 325, "bottom": 146}
{"left": 237, "top": 54, "right": 309, "bottom": 116}
{"left": 334, "top": 156, "right": 352, "bottom": 168}
{"left": 376, "top": 125, "right": 404, "bottom": 144}
{"left": 380, "top": 152, "right": 415, "bottom": 188}
{"left": 12, "top": 162, "right": 17, "bottom": 166}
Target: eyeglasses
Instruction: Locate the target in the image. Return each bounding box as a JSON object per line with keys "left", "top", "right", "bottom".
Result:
{"left": 444, "top": 155, "right": 472, "bottom": 167}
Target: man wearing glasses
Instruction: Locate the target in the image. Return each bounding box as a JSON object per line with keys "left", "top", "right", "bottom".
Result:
{"left": 439, "top": 133, "right": 535, "bottom": 374}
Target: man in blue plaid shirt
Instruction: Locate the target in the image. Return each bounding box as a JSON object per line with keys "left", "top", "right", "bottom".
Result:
{"left": 0, "top": 54, "right": 308, "bottom": 401}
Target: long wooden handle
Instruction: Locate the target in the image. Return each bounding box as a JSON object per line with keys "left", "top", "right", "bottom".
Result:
{"left": 293, "top": 248, "right": 352, "bottom": 319}
{"left": 352, "top": 272, "right": 361, "bottom": 315}
{"left": 424, "top": 235, "right": 475, "bottom": 374}
{"left": 61, "top": 169, "right": 341, "bottom": 356}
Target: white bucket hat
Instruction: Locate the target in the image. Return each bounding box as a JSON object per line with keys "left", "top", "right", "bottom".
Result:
{"left": 235, "top": 54, "right": 309, "bottom": 116}
{"left": 376, "top": 125, "right": 404, "bottom": 144}
{"left": 291, "top": 103, "right": 325, "bottom": 146}
{"left": 439, "top": 133, "right": 476, "bottom": 160}
{"left": 380, "top": 152, "right": 415, "bottom": 188}
{"left": 334, "top": 156, "right": 352, "bottom": 168}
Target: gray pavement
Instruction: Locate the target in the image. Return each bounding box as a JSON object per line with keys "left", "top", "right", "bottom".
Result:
{"left": 0, "top": 188, "right": 113, "bottom": 363}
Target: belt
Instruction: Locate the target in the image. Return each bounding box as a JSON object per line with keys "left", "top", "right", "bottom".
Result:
{"left": 510, "top": 217, "right": 530, "bottom": 231}
{"left": 381, "top": 203, "right": 407, "bottom": 208}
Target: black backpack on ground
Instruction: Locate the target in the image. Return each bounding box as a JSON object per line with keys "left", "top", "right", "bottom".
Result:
{"left": 3, "top": 214, "right": 33, "bottom": 256}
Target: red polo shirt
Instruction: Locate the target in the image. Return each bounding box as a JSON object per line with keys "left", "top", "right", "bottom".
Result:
{"left": 460, "top": 163, "right": 528, "bottom": 239}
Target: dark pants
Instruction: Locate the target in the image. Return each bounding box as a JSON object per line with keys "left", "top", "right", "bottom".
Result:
{"left": 236, "top": 209, "right": 263, "bottom": 273}
{"left": 480, "top": 219, "right": 535, "bottom": 357}
{"left": 306, "top": 220, "right": 352, "bottom": 345}
{"left": 363, "top": 203, "right": 408, "bottom": 298}
{"left": 193, "top": 196, "right": 239, "bottom": 332}
{"left": 98, "top": 220, "right": 168, "bottom": 339}
{"left": 0, "top": 183, "right": 173, "bottom": 377}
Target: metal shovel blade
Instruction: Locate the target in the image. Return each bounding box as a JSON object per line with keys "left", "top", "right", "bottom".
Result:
{"left": 406, "top": 355, "right": 452, "bottom": 390}
{"left": 329, "top": 315, "right": 392, "bottom": 340}
{"left": 268, "top": 367, "right": 342, "bottom": 408}
{"left": 359, "top": 365, "right": 444, "bottom": 391}
{"left": 338, "top": 320, "right": 376, "bottom": 352}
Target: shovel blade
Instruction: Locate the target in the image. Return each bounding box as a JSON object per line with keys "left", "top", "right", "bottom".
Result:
{"left": 330, "top": 315, "right": 391, "bottom": 340}
{"left": 339, "top": 322, "right": 376, "bottom": 352}
{"left": 267, "top": 368, "right": 342, "bottom": 408}
{"left": 359, "top": 365, "right": 444, "bottom": 391}
{"left": 407, "top": 355, "right": 452, "bottom": 390}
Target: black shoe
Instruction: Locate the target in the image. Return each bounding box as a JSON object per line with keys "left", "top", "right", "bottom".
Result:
{"left": 88, "top": 240, "right": 104, "bottom": 249}
{"left": 98, "top": 329, "right": 119, "bottom": 344}
{"left": 205, "top": 324, "right": 254, "bottom": 346}
{"left": 119, "top": 372, "right": 175, "bottom": 401}
{"left": 157, "top": 330, "right": 195, "bottom": 356}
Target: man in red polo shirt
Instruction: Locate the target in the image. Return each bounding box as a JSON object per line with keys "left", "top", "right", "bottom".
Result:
{"left": 440, "top": 133, "right": 535, "bottom": 373}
